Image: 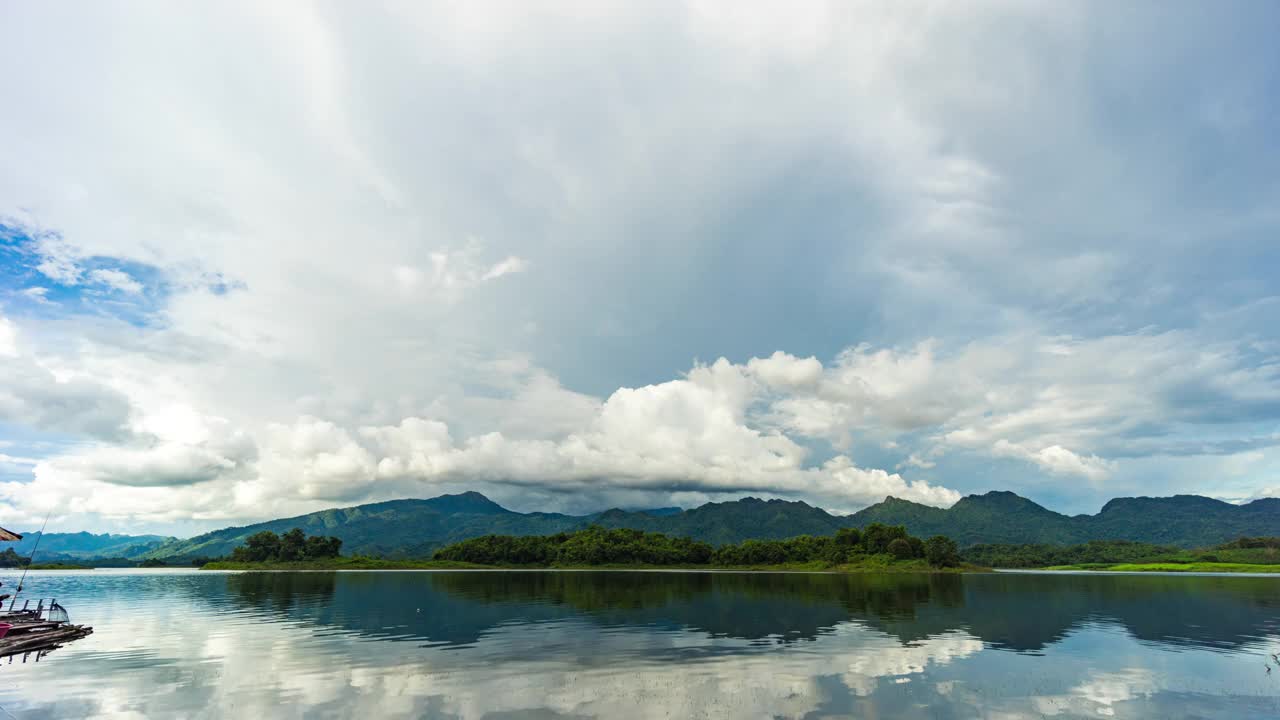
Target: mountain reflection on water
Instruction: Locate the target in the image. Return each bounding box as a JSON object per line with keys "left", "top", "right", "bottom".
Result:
{"left": 1, "top": 569, "right": 1278, "bottom": 718}
{"left": 219, "top": 570, "right": 1280, "bottom": 653}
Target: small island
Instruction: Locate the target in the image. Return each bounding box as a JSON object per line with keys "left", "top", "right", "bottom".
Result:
{"left": 202, "top": 524, "right": 974, "bottom": 572}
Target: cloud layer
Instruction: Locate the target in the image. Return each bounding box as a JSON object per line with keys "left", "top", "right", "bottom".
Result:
{"left": 2, "top": 1, "right": 1280, "bottom": 532}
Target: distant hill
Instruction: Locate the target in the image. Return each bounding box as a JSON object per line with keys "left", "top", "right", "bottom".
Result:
{"left": 590, "top": 497, "right": 845, "bottom": 545}
{"left": 138, "top": 489, "right": 1280, "bottom": 561}
{"left": 844, "top": 491, "right": 1280, "bottom": 548}
{"left": 141, "top": 492, "right": 584, "bottom": 560}
{"left": 7, "top": 531, "right": 173, "bottom": 560}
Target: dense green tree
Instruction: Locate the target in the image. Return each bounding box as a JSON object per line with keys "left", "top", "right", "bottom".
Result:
{"left": 436, "top": 525, "right": 950, "bottom": 569}
{"left": 861, "top": 523, "right": 908, "bottom": 554}
{"left": 232, "top": 531, "right": 282, "bottom": 562}
{"left": 925, "top": 536, "right": 961, "bottom": 568}
{"left": 278, "top": 528, "right": 307, "bottom": 561}
{"left": 228, "top": 528, "right": 343, "bottom": 563}
{"left": 887, "top": 538, "right": 914, "bottom": 560}
{"left": 834, "top": 527, "right": 861, "bottom": 547}
{"left": 907, "top": 536, "right": 925, "bottom": 559}
{"left": 305, "top": 534, "right": 343, "bottom": 559}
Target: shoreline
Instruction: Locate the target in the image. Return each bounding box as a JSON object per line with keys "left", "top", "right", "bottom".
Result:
{"left": 199, "top": 558, "right": 981, "bottom": 573}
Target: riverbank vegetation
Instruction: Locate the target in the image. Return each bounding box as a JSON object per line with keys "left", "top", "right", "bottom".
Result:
{"left": 205, "top": 524, "right": 969, "bottom": 572}
{"left": 965, "top": 536, "right": 1280, "bottom": 572}
{"left": 431, "top": 525, "right": 966, "bottom": 570}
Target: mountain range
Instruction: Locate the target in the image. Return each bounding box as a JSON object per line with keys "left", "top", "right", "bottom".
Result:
{"left": 6, "top": 531, "right": 172, "bottom": 561}
{"left": 81, "top": 489, "right": 1278, "bottom": 562}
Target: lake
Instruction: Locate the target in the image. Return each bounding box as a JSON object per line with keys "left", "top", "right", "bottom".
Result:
{"left": 1, "top": 569, "right": 1278, "bottom": 718}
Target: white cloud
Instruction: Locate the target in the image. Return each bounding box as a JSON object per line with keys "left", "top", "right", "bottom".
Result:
{"left": 30, "top": 232, "right": 83, "bottom": 284}
{"left": 259, "top": 418, "right": 378, "bottom": 500}
{"left": 88, "top": 267, "right": 144, "bottom": 294}
{"left": 0, "top": 354, "right": 960, "bottom": 524}
{"left": 20, "top": 286, "right": 53, "bottom": 304}
{"left": 0, "top": 315, "right": 16, "bottom": 357}
{"left": 991, "top": 440, "right": 1113, "bottom": 482}
{"left": 898, "top": 453, "right": 936, "bottom": 471}
{"left": 43, "top": 440, "right": 247, "bottom": 488}
{"left": 747, "top": 351, "right": 824, "bottom": 389}
{"left": 767, "top": 331, "right": 1280, "bottom": 484}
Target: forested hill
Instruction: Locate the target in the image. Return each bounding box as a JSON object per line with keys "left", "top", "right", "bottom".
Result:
{"left": 590, "top": 497, "right": 846, "bottom": 545}
{"left": 845, "top": 491, "right": 1280, "bottom": 548}
{"left": 138, "top": 490, "right": 1280, "bottom": 561}
{"left": 139, "top": 492, "right": 584, "bottom": 560}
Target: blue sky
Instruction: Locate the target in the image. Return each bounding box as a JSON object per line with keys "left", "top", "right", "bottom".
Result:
{"left": 2, "top": 1, "right": 1280, "bottom": 536}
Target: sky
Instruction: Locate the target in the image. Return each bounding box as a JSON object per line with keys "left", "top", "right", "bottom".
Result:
{"left": 2, "top": 1, "right": 1280, "bottom": 536}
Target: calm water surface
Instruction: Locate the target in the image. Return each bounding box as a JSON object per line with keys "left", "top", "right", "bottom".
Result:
{"left": 1, "top": 569, "right": 1278, "bottom": 718}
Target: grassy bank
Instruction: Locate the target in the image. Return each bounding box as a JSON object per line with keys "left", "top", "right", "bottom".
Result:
{"left": 202, "top": 556, "right": 981, "bottom": 573}
{"left": 1043, "top": 562, "right": 1280, "bottom": 573}
{"left": 25, "top": 563, "right": 92, "bottom": 570}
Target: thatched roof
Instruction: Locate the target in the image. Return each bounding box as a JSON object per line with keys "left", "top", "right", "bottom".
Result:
{"left": 0, "top": 527, "right": 22, "bottom": 542}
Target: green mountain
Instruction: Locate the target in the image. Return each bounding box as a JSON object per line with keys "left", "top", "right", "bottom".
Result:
{"left": 590, "top": 497, "right": 845, "bottom": 545}
{"left": 844, "top": 491, "right": 1080, "bottom": 546}
{"left": 844, "top": 491, "right": 1280, "bottom": 548}
{"left": 141, "top": 492, "right": 586, "bottom": 560}
{"left": 139, "top": 489, "right": 1280, "bottom": 561}
{"left": 1083, "top": 495, "right": 1280, "bottom": 547}
{"left": 10, "top": 531, "right": 173, "bottom": 560}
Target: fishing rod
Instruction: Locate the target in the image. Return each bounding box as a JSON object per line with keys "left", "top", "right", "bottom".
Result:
{"left": 8, "top": 508, "right": 53, "bottom": 612}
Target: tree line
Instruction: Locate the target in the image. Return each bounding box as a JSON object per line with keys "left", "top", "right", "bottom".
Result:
{"left": 228, "top": 528, "right": 343, "bottom": 563}
{"left": 961, "top": 536, "right": 1280, "bottom": 568}
{"left": 433, "top": 524, "right": 963, "bottom": 568}
{"left": 1216, "top": 536, "right": 1280, "bottom": 550}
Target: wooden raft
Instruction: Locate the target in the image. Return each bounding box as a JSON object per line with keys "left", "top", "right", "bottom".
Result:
{"left": 0, "top": 598, "right": 94, "bottom": 658}
{"left": 0, "top": 623, "right": 93, "bottom": 656}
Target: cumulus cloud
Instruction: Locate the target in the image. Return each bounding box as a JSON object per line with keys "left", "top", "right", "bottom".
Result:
{"left": 990, "top": 440, "right": 1113, "bottom": 482}
{"left": 763, "top": 332, "right": 1280, "bottom": 483}
{"left": 0, "top": 354, "right": 960, "bottom": 524}
{"left": 262, "top": 359, "right": 960, "bottom": 515}
{"left": 747, "top": 351, "right": 824, "bottom": 389}
{"left": 3, "top": 310, "right": 1279, "bottom": 525}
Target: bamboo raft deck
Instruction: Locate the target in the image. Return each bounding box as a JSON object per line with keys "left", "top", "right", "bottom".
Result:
{"left": 0, "top": 599, "right": 93, "bottom": 659}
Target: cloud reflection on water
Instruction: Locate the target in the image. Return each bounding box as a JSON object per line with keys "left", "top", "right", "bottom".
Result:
{"left": 0, "top": 570, "right": 1278, "bottom": 718}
